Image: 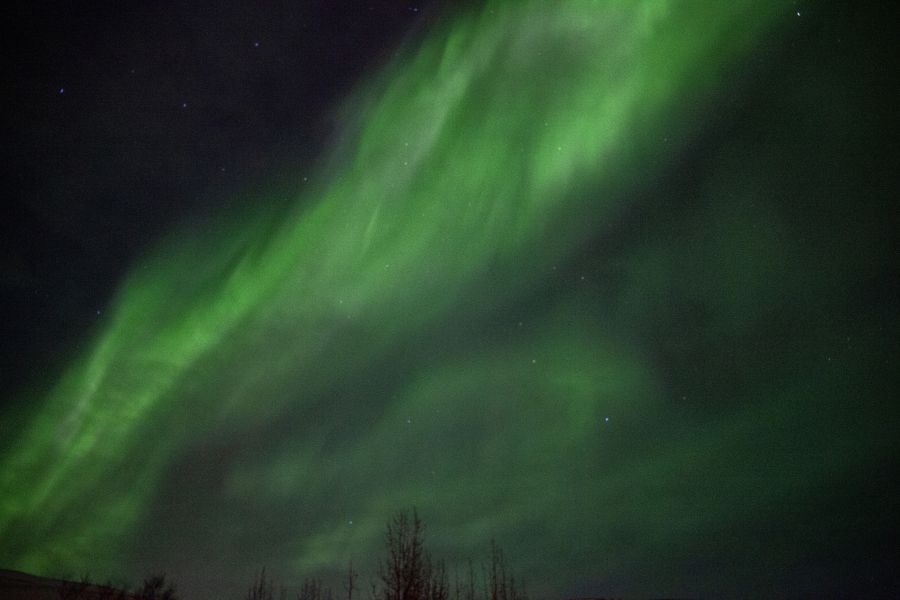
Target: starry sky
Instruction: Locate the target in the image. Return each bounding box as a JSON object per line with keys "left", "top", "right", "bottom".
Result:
{"left": 1, "top": 1, "right": 898, "bottom": 598}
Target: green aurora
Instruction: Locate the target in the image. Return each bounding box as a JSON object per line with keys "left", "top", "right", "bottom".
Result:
{"left": 2, "top": 1, "right": 898, "bottom": 597}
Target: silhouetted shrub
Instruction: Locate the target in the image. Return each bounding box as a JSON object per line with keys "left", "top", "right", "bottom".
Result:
{"left": 136, "top": 574, "right": 178, "bottom": 600}
{"left": 247, "top": 568, "right": 275, "bottom": 600}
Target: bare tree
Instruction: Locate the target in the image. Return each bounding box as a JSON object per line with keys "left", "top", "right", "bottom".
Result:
{"left": 370, "top": 511, "right": 525, "bottom": 600}
{"left": 487, "top": 540, "right": 503, "bottom": 600}
{"left": 377, "top": 509, "right": 454, "bottom": 600}
{"left": 377, "top": 509, "right": 426, "bottom": 600}
{"left": 248, "top": 568, "right": 275, "bottom": 600}
{"left": 447, "top": 544, "right": 525, "bottom": 600}
{"left": 465, "top": 560, "right": 476, "bottom": 600}
{"left": 137, "top": 574, "right": 178, "bottom": 600}
{"left": 298, "top": 577, "right": 323, "bottom": 600}
{"left": 485, "top": 542, "right": 525, "bottom": 600}
{"left": 425, "top": 557, "right": 448, "bottom": 600}
{"left": 344, "top": 560, "right": 358, "bottom": 600}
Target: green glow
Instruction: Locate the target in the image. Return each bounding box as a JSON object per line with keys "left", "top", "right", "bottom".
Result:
{"left": 3, "top": 1, "right": 894, "bottom": 597}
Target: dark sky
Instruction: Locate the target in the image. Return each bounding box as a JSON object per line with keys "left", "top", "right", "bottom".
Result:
{"left": 2, "top": 2, "right": 899, "bottom": 599}
{"left": 2, "top": 0, "right": 437, "bottom": 397}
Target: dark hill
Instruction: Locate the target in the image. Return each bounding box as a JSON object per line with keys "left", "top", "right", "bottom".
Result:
{"left": 0, "top": 569, "right": 136, "bottom": 600}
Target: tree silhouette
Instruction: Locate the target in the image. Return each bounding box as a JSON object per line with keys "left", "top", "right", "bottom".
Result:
{"left": 136, "top": 574, "right": 178, "bottom": 600}
{"left": 344, "top": 560, "right": 358, "bottom": 600}
{"left": 485, "top": 540, "right": 522, "bottom": 600}
{"left": 373, "top": 509, "right": 459, "bottom": 600}
{"left": 247, "top": 568, "right": 275, "bottom": 600}
{"left": 378, "top": 509, "right": 424, "bottom": 600}
{"left": 298, "top": 576, "right": 331, "bottom": 600}
{"left": 234, "top": 511, "right": 525, "bottom": 600}
{"left": 424, "top": 557, "right": 448, "bottom": 600}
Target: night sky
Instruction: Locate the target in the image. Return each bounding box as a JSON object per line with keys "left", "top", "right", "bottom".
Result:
{"left": 1, "top": 1, "right": 898, "bottom": 599}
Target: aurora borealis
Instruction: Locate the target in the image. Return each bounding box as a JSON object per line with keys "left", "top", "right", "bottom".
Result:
{"left": 2, "top": 1, "right": 898, "bottom": 598}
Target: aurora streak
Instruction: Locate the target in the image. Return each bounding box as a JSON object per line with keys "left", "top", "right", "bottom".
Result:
{"left": 2, "top": 1, "right": 898, "bottom": 598}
